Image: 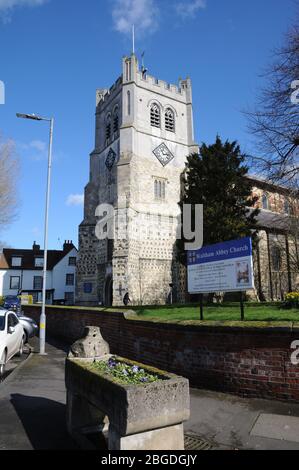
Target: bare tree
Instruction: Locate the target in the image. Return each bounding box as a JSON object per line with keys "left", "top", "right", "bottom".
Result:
{"left": 247, "top": 18, "right": 299, "bottom": 186}
{"left": 0, "top": 134, "right": 19, "bottom": 232}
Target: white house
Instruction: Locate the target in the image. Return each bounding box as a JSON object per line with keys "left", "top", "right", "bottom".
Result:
{"left": 0, "top": 241, "right": 78, "bottom": 305}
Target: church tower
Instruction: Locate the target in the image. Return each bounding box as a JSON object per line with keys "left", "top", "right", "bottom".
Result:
{"left": 76, "top": 54, "right": 198, "bottom": 306}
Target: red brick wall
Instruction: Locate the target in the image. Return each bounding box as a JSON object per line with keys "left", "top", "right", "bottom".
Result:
{"left": 24, "top": 306, "right": 299, "bottom": 403}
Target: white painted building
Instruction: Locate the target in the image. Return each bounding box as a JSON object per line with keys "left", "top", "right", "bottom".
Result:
{"left": 0, "top": 241, "right": 78, "bottom": 305}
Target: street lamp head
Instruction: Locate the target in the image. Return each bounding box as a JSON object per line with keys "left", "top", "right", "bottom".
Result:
{"left": 16, "top": 113, "right": 44, "bottom": 121}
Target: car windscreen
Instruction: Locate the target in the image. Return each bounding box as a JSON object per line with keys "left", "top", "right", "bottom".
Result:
{"left": 0, "top": 317, "right": 5, "bottom": 331}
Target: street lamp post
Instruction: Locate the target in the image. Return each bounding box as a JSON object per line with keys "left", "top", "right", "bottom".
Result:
{"left": 16, "top": 113, "right": 54, "bottom": 355}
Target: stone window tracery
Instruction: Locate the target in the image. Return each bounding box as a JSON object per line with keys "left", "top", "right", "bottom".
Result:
{"left": 151, "top": 103, "right": 161, "bottom": 128}
{"left": 165, "top": 108, "right": 175, "bottom": 132}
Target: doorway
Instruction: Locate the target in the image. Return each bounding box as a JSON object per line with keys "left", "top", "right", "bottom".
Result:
{"left": 104, "top": 276, "right": 113, "bottom": 306}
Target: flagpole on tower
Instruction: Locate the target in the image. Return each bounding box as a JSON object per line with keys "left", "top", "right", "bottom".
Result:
{"left": 132, "top": 24, "right": 135, "bottom": 54}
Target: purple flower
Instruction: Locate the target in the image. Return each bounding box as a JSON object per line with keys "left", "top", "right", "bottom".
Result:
{"left": 108, "top": 358, "right": 117, "bottom": 368}
{"left": 140, "top": 377, "right": 148, "bottom": 383}
{"left": 132, "top": 366, "right": 139, "bottom": 374}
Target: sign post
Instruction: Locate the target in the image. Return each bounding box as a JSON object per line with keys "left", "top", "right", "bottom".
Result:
{"left": 240, "top": 292, "right": 245, "bottom": 321}
{"left": 200, "top": 294, "right": 204, "bottom": 321}
{"left": 187, "top": 237, "right": 255, "bottom": 320}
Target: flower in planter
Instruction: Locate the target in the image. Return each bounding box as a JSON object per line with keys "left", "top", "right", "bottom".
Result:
{"left": 92, "top": 357, "right": 160, "bottom": 385}
{"left": 108, "top": 358, "right": 117, "bottom": 368}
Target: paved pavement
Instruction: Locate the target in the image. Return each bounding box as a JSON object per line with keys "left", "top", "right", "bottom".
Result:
{"left": 0, "top": 338, "right": 75, "bottom": 450}
{"left": 1, "top": 338, "right": 299, "bottom": 450}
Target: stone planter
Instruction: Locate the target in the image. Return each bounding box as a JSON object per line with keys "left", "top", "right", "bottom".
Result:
{"left": 65, "top": 328, "right": 190, "bottom": 450}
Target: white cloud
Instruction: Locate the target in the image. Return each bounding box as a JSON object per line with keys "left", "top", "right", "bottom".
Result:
{"left": 175, "top": 0, "right": 206, "bottom": 19}
{"left": 30, "top": 140, "right": 47, "bottom": 152}
{"left": 66, "top": 194, "right": 84, "bottom": 207}
{"left": 0, "top": 0, "right": 47, "bottom": 22}
{"left": 0, "top": 0, "right": 46, "bottom": 11}
{"left": 18, "top": 140, "right": 47, "bottom": 161}
{"left": 112, "top": 0, "right": 159, "bottom": 36}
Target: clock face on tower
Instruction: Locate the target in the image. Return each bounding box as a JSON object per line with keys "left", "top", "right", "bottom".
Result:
{"left": 153, "top": 143, "right": 175, "bottom": 167}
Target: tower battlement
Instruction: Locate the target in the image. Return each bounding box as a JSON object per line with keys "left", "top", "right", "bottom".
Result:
{"left": 96, "top": 76, "right": 123, "bottom": 108}
{"left": 96, "top": 55, "right": 192, "bottom": 111}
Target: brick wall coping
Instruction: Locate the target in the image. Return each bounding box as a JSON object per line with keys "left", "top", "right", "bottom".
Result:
{"left": 23, "top": 305, "right": 299, "bottom": 334}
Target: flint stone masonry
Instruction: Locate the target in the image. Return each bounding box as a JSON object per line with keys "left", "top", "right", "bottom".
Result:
{"left": 25, "top": 305, "right": 299, "bottom": 403}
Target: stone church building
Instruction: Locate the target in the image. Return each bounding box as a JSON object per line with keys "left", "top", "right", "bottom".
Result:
{"left": 76, "top": 55, "right": 299, "bottom": 306}
{"left": 76, "top": 54, "right": 198, "bottom": 306}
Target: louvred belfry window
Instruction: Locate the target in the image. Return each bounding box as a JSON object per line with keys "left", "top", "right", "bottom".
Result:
{"left": 151, "top": 104, "right": 161, "bottom": 128}
{"left": 113, "top": 113, "right": 119, "bottom": 134}
{"left": 165, "top": 108, "right": 175, "bottom": 132}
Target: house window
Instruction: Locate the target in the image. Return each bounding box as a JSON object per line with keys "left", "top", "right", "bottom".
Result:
{"left": 165, "top": 108, "right": 175, "bottom": 132}
{"left": 262, "top": 194, "right": 269, "bottom": 210}
{"left": 11, "top": 257, "right": 22, "bottom": 267}
{"left": 66, "top": 274, "right": 75, "bottom": 286}
{"left": 33, "top": 276, "right": 43, "bottom": 290}
{"left": 84, "top": 283, "right": 93, "bottom": 294}
{"left": 10, "top": 277, "right": 20, "bottom": 290}
{"left": 35, "top": 257, "right": 44, "bottom": 268}
{"left": 65, "top": 292, "right": 74, "bottom": 305}
{"left": 150, "top": 103, "right": 161, "bottom": 128}
{"left": 69, "top": 257, "right": 77, "bottom": 266}
{"left": 154, "top": 179, "right": 166, "bottom": 200}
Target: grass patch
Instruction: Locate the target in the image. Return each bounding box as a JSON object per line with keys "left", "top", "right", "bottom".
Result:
{"left": 132, "top": 304, "right": 299, "bottom": 323}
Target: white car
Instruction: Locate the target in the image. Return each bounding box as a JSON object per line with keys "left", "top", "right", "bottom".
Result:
{"left": 0, "top": 308, "right": 25, "bottom": 377}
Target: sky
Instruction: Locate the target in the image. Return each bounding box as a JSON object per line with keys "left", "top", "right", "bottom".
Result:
{"left": 0, "top": 0, "right": 297, "bottom": 250}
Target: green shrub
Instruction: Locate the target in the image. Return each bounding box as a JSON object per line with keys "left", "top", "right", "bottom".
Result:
{"left": 283, "top": 292, "right": 299, "bottom": 309}
{"left": 0, "top": 296, "right": 4, "bottom": 306}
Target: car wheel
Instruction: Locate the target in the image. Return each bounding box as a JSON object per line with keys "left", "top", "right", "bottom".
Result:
{"left": 0, "top": 351, "right": 7, "bottom": 377}
{"left": 17, "top": 337, "right": 24, "bottom": 357}
{"left": 24, "top": 331, "right": 28, "bottom": 345}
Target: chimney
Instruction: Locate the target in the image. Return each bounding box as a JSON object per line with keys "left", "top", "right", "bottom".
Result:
{"left": 33, "top": 241, "right": 41, "bottom": 252}
{"left": 63, "top": 240, "right": 73, "bottom": 252}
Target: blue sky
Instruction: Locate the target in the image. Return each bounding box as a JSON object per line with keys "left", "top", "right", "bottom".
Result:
{"left": 0, "top": 0, "right": 297, "bottom": 250}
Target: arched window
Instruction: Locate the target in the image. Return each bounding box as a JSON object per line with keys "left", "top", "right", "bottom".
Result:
{"left": 150, "top": 103, "right": 161, "bottom": 128}
{"left": 154, "top": 180, "right": 159, "bottom": 199}
{"left": 106, "top": 115, "right": 111, "bottom": 144}
{"left": 113, "top": 108, "right": 119, "bottom": 135}
{"left": 127, "top": 91, "right": 131, "bottom": 116}
{"left": 154, "top": 179, "right": 166, "bottom": 200}
{"left": 165, "top": 108, "right": 175, "bottom": 132}
{"left": 262, "top": 193, "right": 269, "bottom": 210}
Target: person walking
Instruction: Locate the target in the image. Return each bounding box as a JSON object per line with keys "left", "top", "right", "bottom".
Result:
{"left": 123, "top": 292, "right": 131, "bottom": 306}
